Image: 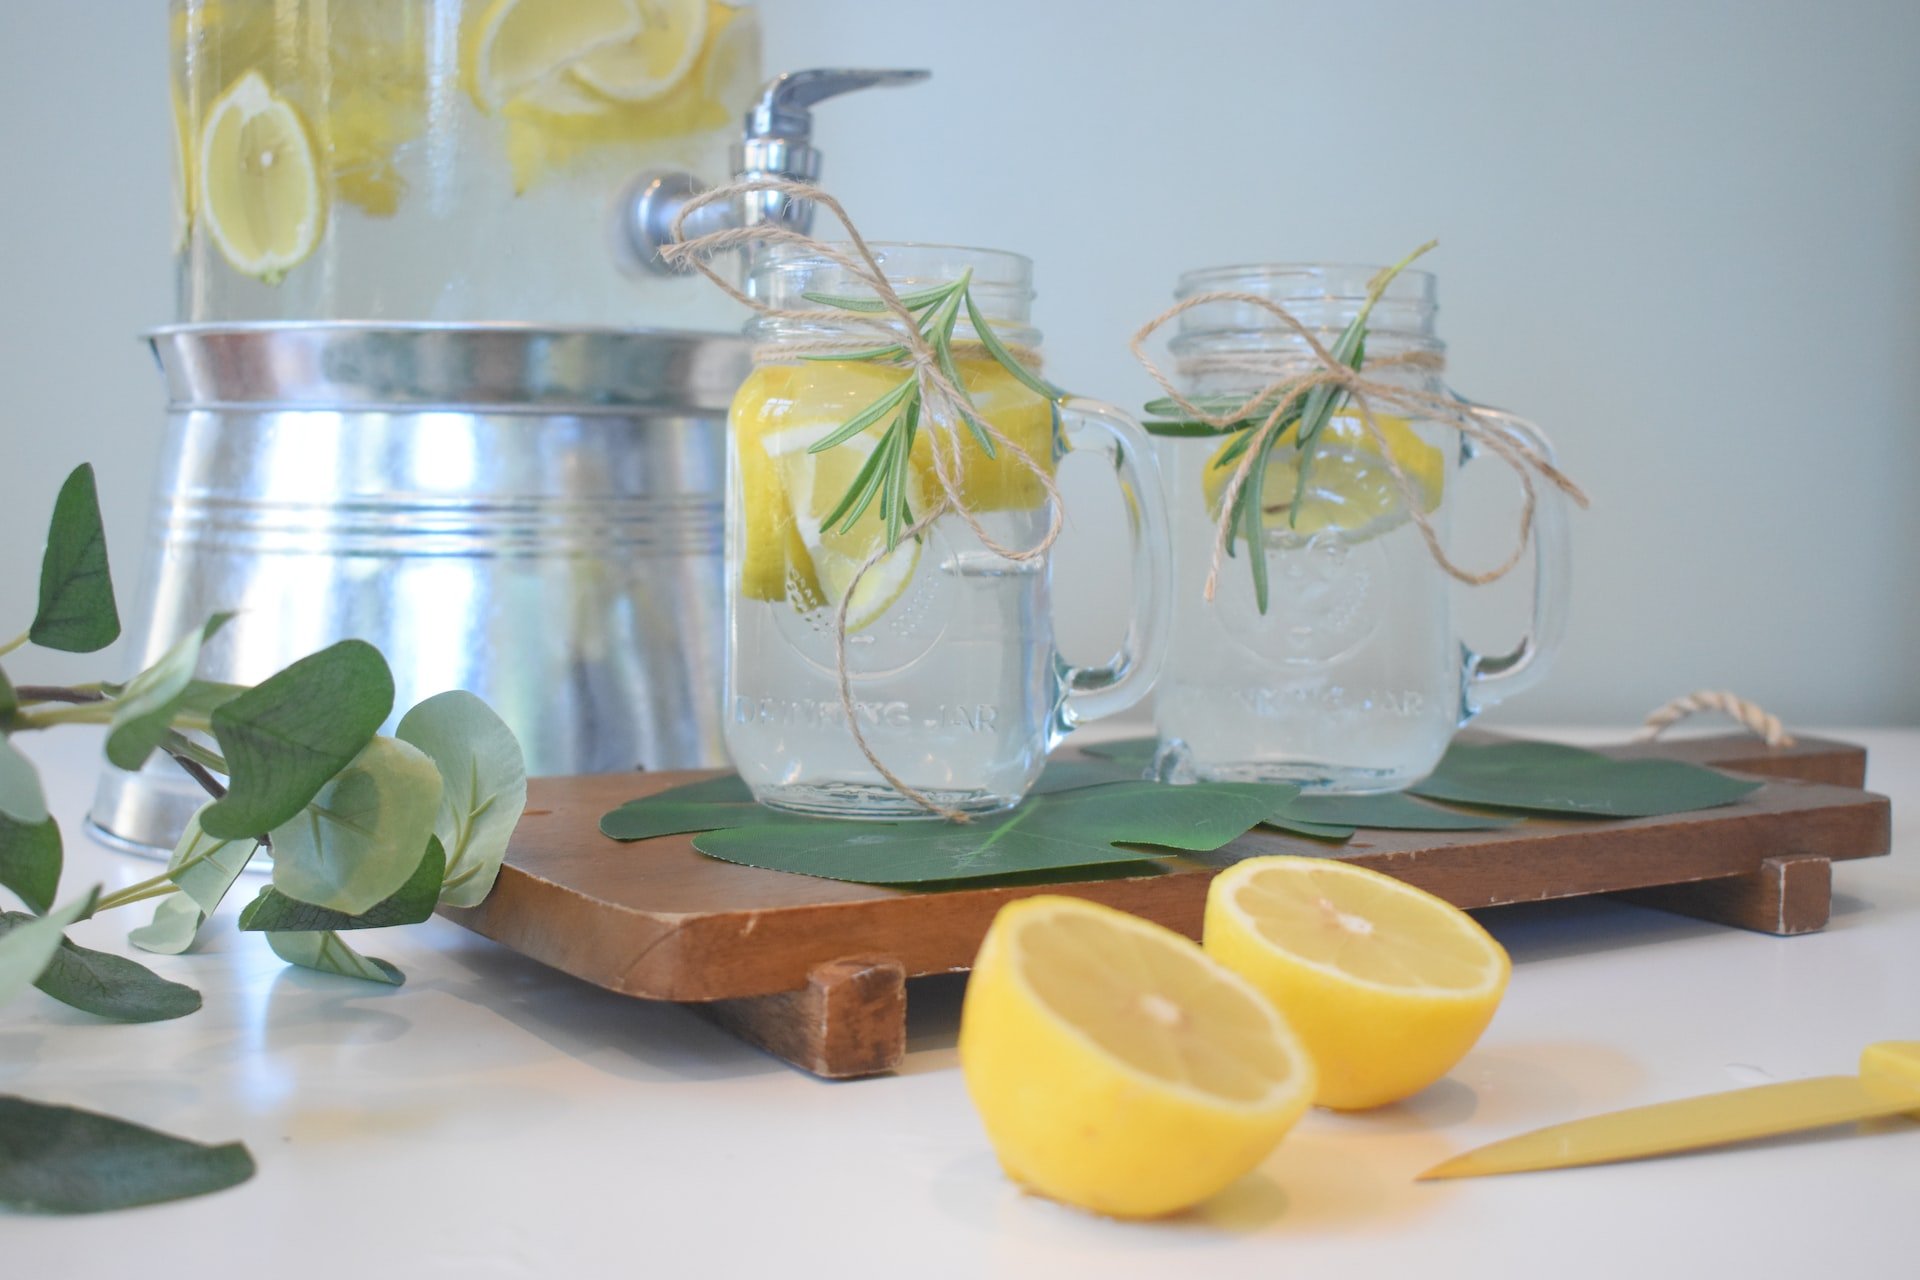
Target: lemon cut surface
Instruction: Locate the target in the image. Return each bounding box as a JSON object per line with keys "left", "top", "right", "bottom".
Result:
{"left": 198, "top": 71, "right": 326, "bottom": 282}
{"left": 1204, "top": 856, "right": 1509, "bottom": 1111}
{"left": 1203, "top": 410, "right": 1445, "bottom": 540}
{"left": 960, "top": 896, "right": 1316, "bottom": 1219}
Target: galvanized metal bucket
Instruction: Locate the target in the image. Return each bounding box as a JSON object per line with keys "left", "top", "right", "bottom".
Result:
{"left": 90, "top": 323, "right": 749, "bottom": 854}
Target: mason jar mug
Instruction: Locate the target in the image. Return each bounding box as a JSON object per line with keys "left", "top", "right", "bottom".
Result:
{"left": 726, "top": 244, "right": 1169, "bottom": 818}
{"left": 1150, "top": 264, "right": 1570, "bottom": 793}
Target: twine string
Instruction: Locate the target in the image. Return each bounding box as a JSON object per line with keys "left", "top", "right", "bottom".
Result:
{"left": 1635, "top": 691, "right": 1796, "bottom": 748}
{"left": 1129, "top": 291, "right": 1588, "bottom": 601}
{"left": 664, "top": 180, "right": 1066, "bottom": 820}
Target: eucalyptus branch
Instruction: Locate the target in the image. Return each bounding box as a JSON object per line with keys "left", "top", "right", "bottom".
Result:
{"left": 166, "top": 746, "right": 228, "bottom": 802}
{"left": 0, "top": 630, "right": 27, "bottom": 658}
{"left": 13, "top": 684, "right": 106, "bottom": 705}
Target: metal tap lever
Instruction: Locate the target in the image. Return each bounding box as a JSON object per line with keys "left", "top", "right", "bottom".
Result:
{"left": 623, "top": 67, "right": 930, "bottom": 274}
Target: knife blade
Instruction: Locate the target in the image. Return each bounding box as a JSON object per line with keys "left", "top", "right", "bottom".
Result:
{"left": 1419, "top": 1041, "right": 1920, "bottom": 1181}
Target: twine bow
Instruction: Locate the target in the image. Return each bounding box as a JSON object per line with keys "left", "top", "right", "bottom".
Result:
{"left": 662, "top": 180, "right": 1063, "bottom": 820}
{"left": 1129, "top": 291, "right": 1589, "bottom": 602}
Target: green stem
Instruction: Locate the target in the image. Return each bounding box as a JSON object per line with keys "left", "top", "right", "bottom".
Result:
{"left": 0, "top": 631, "right": 27, "bottom": 658}
{"left": 94, "top": 881, "right": 183, "bottom": 913}
{"left": 160, "top": 731, "right": 228, "bottom": 776}
{"left": 11, "top": 702, "right": 114, "bottom": 730}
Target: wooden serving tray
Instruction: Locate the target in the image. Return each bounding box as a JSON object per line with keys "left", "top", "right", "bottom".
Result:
{"left": 441, "top": 734, "right": 1890, "bottom": 1079}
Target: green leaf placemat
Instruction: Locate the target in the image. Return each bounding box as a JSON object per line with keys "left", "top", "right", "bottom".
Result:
{"left": 1282, "top": 791, "right": 1515, "bottom": 831}
{"left": 1409, "top": 741, "right": 1762, "bottom": 817}
{"left": 601, "top": 737, "right": 1761, "bottom": 888}
{"left": 693, "top": 782, "right": 1286, "bottom": 885}
{"left": 600, "top": 774, "right": 792, "bottom": 842}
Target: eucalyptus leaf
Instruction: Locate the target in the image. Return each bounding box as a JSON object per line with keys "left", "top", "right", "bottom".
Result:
{"left": 396, "top": 690, "right": 527, "bottom": 908}
{"left": 1409, "top": 741, "right": 1762, "bottom": 818}
{"left": 173, "top": 679, "right": 248, "bottom": 720}
{"left": 0, "top": 736, "right": 49, "bottom": 825}
{"left": 693, "top": 782, "right": 1282, "bottom": 885}
{"left": 3, "top": 918, "right": 201, "bottom": 1022}
{"left": 600, "top": 773, "right": 791, "bottom": 842}
{"left": 0, "top": 813, "right": 60, "bottom": 914}
{"left": 0, "top": 666, "right": 16, "bottom": 718}
{"left": 200, "top": 639, "right": 395, "bottom": 839}
{"left": 266, "top": 735, "right": 443, "bottom": 915}
{"left": 128, "top": 807, "right": 257, "bottom": 956}
{"left": 240, "top": 838, "right": 442, "bottom": 932}
{"left": 0, "top": 889, "right": 97, "bottom": 1010}
{"left": 126, "top": 895, "right": 207, "bottom": 957}
{"left": 266, "top": 930, "right": 404, "bottom": 986}
{"left": 29, "top": 463, "right": 120, "bottom": 654}
{"left": 0, "top": 1095, "right": 254, "bottom": 1214}
{"left": 104, "top": 614, "right": 233, "bottom": 771}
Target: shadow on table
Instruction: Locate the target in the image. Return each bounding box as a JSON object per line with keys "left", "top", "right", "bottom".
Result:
{"left": 422, "top": 934, "right": 788, "bottom": 1085}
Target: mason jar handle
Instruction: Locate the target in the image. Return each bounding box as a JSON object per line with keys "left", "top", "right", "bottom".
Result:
{"left": 1462, "top": 405, "right": 1571, "bottom": 715}
{"left": 1051, "top": 397, "right": 1171, "bottom": 731}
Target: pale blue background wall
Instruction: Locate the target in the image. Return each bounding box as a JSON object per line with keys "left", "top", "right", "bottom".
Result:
{"left": 2, "top": 0, "right": 1916, "bottom": 725}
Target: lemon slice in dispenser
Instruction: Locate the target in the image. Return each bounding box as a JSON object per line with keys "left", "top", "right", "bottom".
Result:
{"left": 466, "top": 0, "right": 643, "bottom": 114}
{"left": 198, "top": 71, "right": 326, "bottom": 283}
{"left": 571, "top": 0, "right": 709, "bottom": 103}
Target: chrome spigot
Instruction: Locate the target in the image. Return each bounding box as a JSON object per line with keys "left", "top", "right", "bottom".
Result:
{"left": 622, "top": 67, "right": 930, "bottom": 274}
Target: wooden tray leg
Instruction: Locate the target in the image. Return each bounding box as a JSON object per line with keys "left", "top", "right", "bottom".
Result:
{"left": 1616, "top": 854, "right": 1832, "bottom": 936}
{"left": 702, "top": 957, "right": 907, "bottom": 1079}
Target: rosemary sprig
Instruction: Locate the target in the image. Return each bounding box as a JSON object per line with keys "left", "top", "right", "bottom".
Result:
{"left": 1141, "top": 240, "right": 1438, "bottom": 612}
{"left": 798, "top": 268, "right": 1058, "bottom": 551}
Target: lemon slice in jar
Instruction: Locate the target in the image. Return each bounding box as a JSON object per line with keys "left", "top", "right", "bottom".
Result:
{"left": 571, "top": 0, "right": 709, "bottom": 103}
{"left": 909, "top": 355, "right": 1056, "bottom": 514}
{"left": 198, "top": 71, "right": 326, "bottom": 283}
{"left": 961, "top": 895, "right": 1317, "bottom": 1219}
{"left": 1202, "top": 410, "right": 1445, "bottom": 540}
{"left": 764, "top": 416, "right": 932, "bottom": 633}
{"left": 465, "top": 0, "right": 642, "bottom": 114}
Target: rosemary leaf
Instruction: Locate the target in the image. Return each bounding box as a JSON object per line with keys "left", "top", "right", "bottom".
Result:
{"left": 806, "top": 376, "right": 916, "bottom": 455}
{"left": 802, "top": 281, "right": 960, "bottom": 314}
{"left": 821, "top": 424, "right": 895, "bottom": 533}
{"left": 966, "top": 293, "right": 1060, "bottom": 401}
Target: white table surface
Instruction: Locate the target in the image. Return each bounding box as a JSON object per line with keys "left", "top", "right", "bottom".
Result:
{"left": 8, "top": 725, "right": 1917, "bottom": 1277}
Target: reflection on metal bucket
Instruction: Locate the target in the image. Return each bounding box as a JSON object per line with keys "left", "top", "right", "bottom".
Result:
{"left": 91, "top": 323, "right": 750, "bottom": 854}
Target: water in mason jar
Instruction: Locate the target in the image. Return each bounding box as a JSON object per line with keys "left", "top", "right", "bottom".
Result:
{"left": 725, "top": 359, "right": 1063, "bottom": 817}
{"left": 171, "top": 0, "right": 760, "bottom": 326}
{"left": 1152, "top": 430, "right": 1461, "bottom": 792}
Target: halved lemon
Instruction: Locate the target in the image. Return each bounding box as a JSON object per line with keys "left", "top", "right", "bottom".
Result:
{"left": 198, "top": 71, "right": 325, "bottom": 283}
{"left": 961, "top": 896, "right": 1317, "bottom": 1219}
{"left": 1204, "top": 856, "right": 1509, "bottom": 1111}
{"left": 571, "top": 0, "right": 707, "bottom": 103}
{"left": 1203, "top": 410, "right": 1445, "bottom": 540}
{"left": 466, "top": 0, "right": 642, "bottom": 114}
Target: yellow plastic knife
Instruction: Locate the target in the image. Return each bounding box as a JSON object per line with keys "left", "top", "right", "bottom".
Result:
{"left": 1419, "top": 1041, "right": 1920, "bottom": 1181}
